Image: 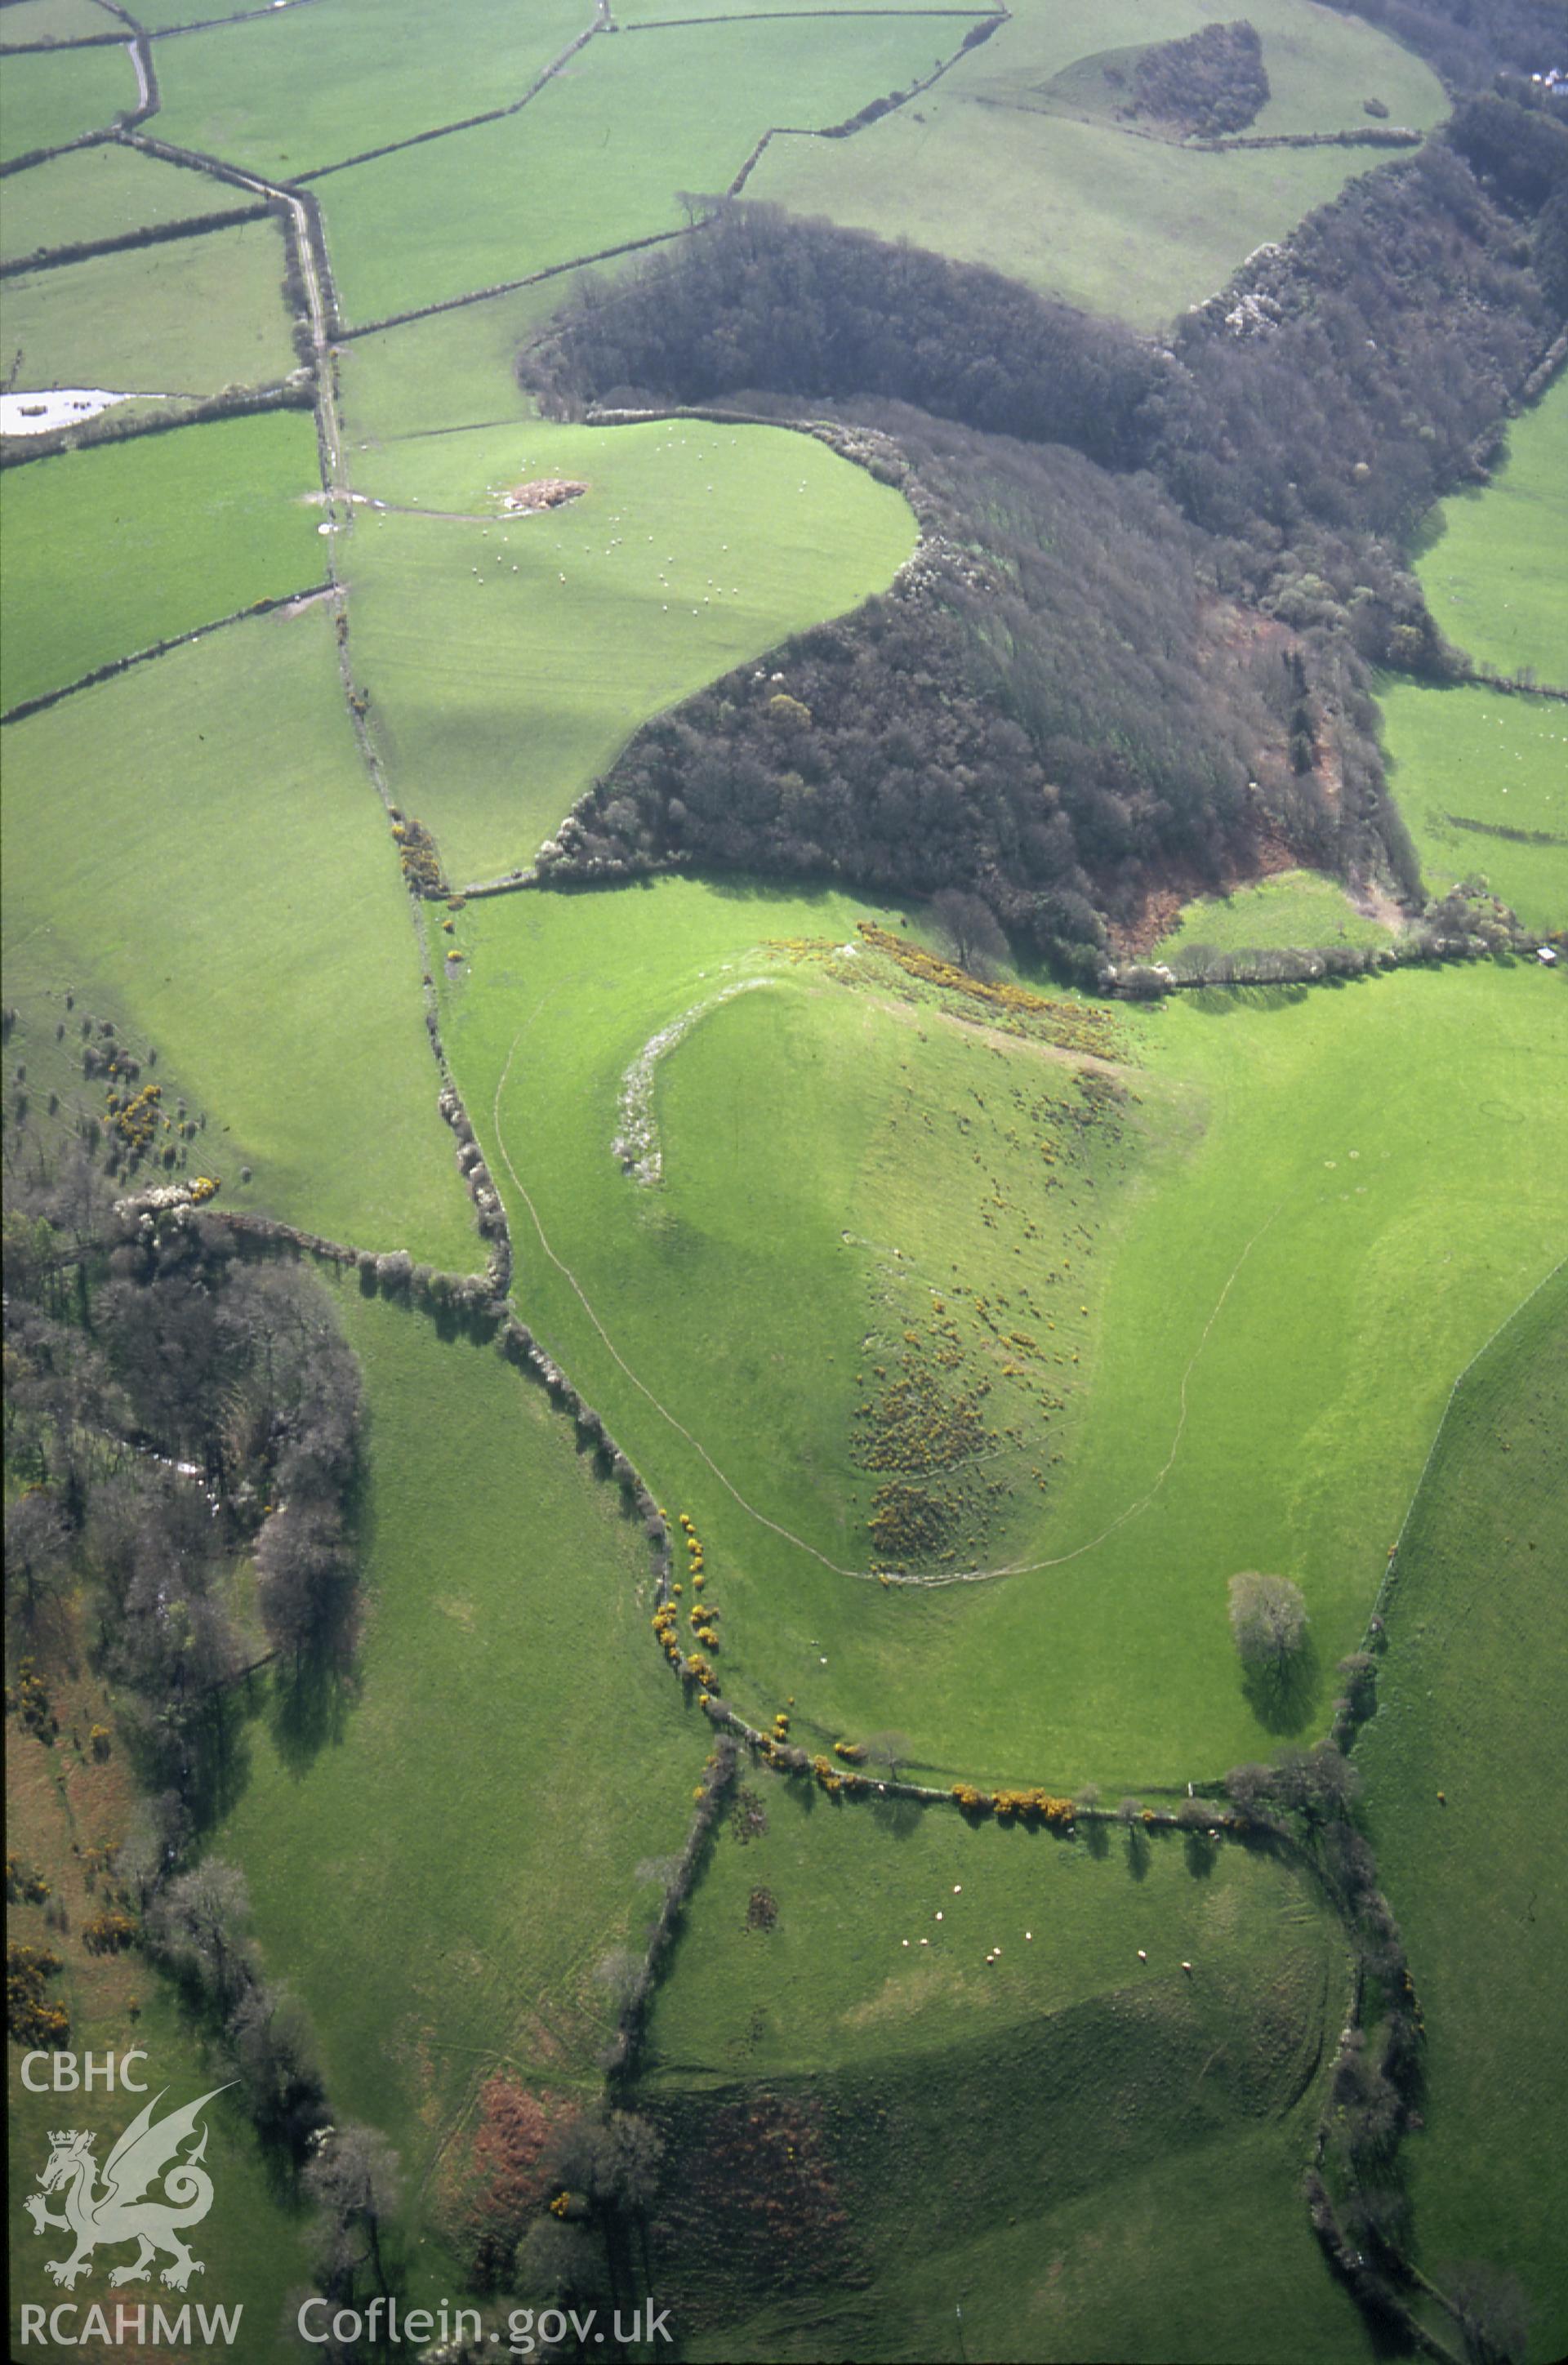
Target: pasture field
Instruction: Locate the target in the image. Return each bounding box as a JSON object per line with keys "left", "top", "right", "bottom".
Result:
{"left": 1357, "top": 1267, "right": 1568, "bottom": 2363}
{"left": 747, "top": 0, "right": 1446, "bottom": 326}
{"left": 645, "top": 1763, "right": 1334, "bottom": 2085}
{"left": 340, "top": 416, "right": 917, "bottom": 882}
{"left": 1151, "top": 867, "right": 1392, "bottom": 962}
{"left": 316, "top": 13, "right": 961, "bottom": 326}
{"left": 0, "top": 43, "right": 130, "bottom": 162}
{"left": 443, "top": 879, "right": 1568, "bottom": 1792}
{"left": 127, "top": 0, "right": 347, "bottom": 24}
{"left": 1044, "top": 1, "right": 1437, "bottom": 140}
{"left": 147, "top": 0, "right": 587, "bottom": 179}
{"left": 1415, "top": 376, "right": 1568, "bottom": 687}
{"left": 0, "top": 606, "right": 475, "bottom": 1266}
{"left": 1379, "top": 679, "right": 1568, "bottom": 933}
{"left": 609, "top": 0, "right": 983, "bottom": 16}
{"left": 4, "top": 1646, "right": 310, "bottom": 2361}
{"left": 0, "top": 0, "right": 118, "bottom": 42}
{"left": 215, "top": 1279, "right": 700, "bottom": 2294}
{"left": 0, "top": 217, "right": 298, "bottom": 399}
{"left": 0, "top": 139, "right": 247, "bottom": 265}
{"left": 642, "top": 1771, "right": 1361, "bottom": 2360}
{"left": 336, "top": 271, "right": 591, "bottom": 443}
{"left": 0, "top": 408, "right": 323, "bottom": 710}
{"left": 694, "top": 2123, "right": 1368, "bottom": 2363}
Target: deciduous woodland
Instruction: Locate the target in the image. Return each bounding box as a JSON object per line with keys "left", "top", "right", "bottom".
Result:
{"left": 531, "top": 109, "right": 1566, "bottom": 959}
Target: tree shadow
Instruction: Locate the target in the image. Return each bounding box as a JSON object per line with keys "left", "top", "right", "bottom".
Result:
{"left": 270, "top": 1652, "right": 357, "bottom": 1775}
{"left": 1183, "top": 1828, "right": 1218, "bottom": 1878}
{"left": 1082, "top": 1815, "right": 1110, "bottom": 1860}
{"left": 180, "top": 1709, "right": 256, "bottom": 1833}
{"left": 1241, "top": 1630, "right": 1321, "bottom": 1735}
{"left": 869, "top": 1792, "right": 924, "bottom": 1840}
{"left": 1124, "top": 1822, "right": 1151, "bottom": 1881}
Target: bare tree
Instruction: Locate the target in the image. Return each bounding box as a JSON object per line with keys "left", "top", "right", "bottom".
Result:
{"left": 865, "top": 1730, "right": 915, "bottom": 1786}
{"left": 305, "top": 2123, "right": 402, "bottom": 2302}
{"left": 1227, "top": 1570, "right": 1309, "bottom": 1677}
{"left": 4, "top": 1490, "right": 70, "bottom": 1622}
{"left": 227, "top": 1981, "right": 325, "bottom": 2152}
{"left": 151, "top": 1858, "right": 253, "bottom": 2011}
{"left": 1449, "top": 2261, "right": 1531, "bottom": 2365}
{"left": 514, "top": 2215, "right": 608, "bottom": 2309}
{"left": 256, "top": 1502, "right": 356, "bottom": 1667}
{"left": 1272, "top": 1739, "right": 1359, "bottom": 1828}
{"left": 931, "top": 889, "right": 1007, "bottom": 977}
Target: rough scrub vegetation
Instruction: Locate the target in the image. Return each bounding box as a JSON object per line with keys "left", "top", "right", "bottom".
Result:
{"left": 1127, "top": 20, "right": 1271, "bottom": 140}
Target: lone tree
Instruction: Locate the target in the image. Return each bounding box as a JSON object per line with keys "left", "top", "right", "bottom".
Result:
{"left": 865, "top": 1730, "right": 915, "bottom": 1787}
{"left": 1227, "top": 1570, "right": 1308, "bottom": 1679}
{"left": 305, "top": 2122, "right": 402, "bottom": 2305}
{"left": 931, "top": 889, "right": 1007, "bottom": 978}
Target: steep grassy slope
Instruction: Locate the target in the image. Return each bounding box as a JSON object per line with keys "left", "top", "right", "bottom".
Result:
{"left": 1357, "top": 1265, "right": 1568, "bottom": 2363}
{"left": 748, "top": 0, "right": 1446, "bottom": 326}
{"left": 445, "top": 878, "right": 1568, "bottom": 1790}
{"left": 639, "top": 1768, "right": 1362, "bottom": 2361}
{"left": 1380, "top": 679, "right": 1568, "bottom": 933}
{"left": 1415, "top": 376, "right": 1568, "bottom": 686}
{"left": 214, "top": 1280, "right": 699, "bottom": 2298}
{"left": 1152, "top": 869, "right": 1393, "bottom": 962}
{"left": 0, "top": 606, "right": 474, "bottom": 1264}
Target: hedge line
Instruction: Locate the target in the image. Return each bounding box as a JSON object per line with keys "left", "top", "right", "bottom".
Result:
{"left": 0, "top": 201, "right": 270, "bottom": 280}
{"left": 0, "top": 582, "right": 330, "bottom": 728}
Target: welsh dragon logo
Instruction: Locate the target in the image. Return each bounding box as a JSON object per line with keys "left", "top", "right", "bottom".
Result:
{"left": 24, "top": 2085, "right": 231, "bottom": 2292}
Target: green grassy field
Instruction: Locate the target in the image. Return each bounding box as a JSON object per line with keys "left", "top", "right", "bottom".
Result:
{"left": 1356, "top": 1267, "right": 1568, "bottom": 2363}
{"left": 0, "top": 605, "right": 474, "bottom": 1264}
{"left": 1415, "top": 376, "right": 1568, "bottom": 687}
{"left": 0, "top": 0, "right": 121, "bottom": 42}
{"left": 646, "top": 1764, "right": 1328, "bottom": 2084}
{"left": 149, "top": 0, "right": 587, "bottom": 177}
{"left": 339, "top": 416, "right": 916, "bottom": 882}
{"left": 692, "top": 2119, "right": 1368, "bottom": 2364}
{"left": 336, "top": 272, "right": 591, "bottom": 442}
{"left": 215, "top": 1278, "right": 700, "bottom": 2293}
{"left": 1379, "top": 679, "right": 1568, "bottom": 933}
{"left": 1152, "top": 868, "right": 1393, "bottom": 963}
{"left": 639, "top": 1766, "right": 1363, "bottom": 2360}
{"left": 0, "top": 408, "right": 323, "bottom": 709}
{"left": 0, "top": 140, "right": 244, "bottom": 265}
{"left": 1, "top": 217, "right": 298, "bottom": 398}
{"left": 316, "top": 13, "right": 962, "bottom": 325}
{"left": 442, "top": 878, "right": 1568, "bottom": 1793}
{"left": 0, "top": 42, "right": 131, "bottom": 162}
{"left": 748, "top": 0, "right": 1446, "bottom": 327}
